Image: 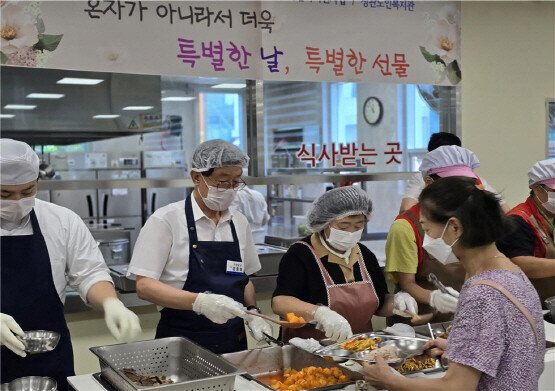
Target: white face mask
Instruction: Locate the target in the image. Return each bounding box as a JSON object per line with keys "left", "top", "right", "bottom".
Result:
{"left": 326, "top": 227, "right": 363, "bottom": 252}
{"left": 0, "top": 196, "right": 35, "bottom": 222}
{"left": 422, "top": 221, "right": 459, "bottom": 265}
{"left": 198, "top": 176, "right": 237, "bottom": 211}
{"left": 540, "top": 186, "right": 555, "bottom": 214}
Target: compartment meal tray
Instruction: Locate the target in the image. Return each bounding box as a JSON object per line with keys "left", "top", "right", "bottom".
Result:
{"left": 221, "top": 345, "right": 363, "bottom": 391}
{"left": 90, "top": 337, "right": 245, "bottom": 391}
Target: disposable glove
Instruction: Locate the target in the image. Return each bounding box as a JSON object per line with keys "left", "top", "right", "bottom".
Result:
{"left": 429, "top": 288, "right": 459, "bottom": 313}
{"left": 0, "top": 313, "right": 26, "bottom": 357}
{"left": 103, "top": 298, "right": 142, "bottom": 342}
{"left": 392, "top": 291, "right": 419, "bottom": 318}
{"left": 192, "top": 293, "right": 246, "bottom": 324}
{"left": 245, "top": 310, "right": 273, "bottom": 342}
{"left": 313, "top": 306, "right": 352, "bottom": 342}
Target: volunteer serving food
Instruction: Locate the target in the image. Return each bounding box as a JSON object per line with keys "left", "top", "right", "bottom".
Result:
{"left": 127, "top": 139, "right": 271, "bottom": 354}
{"left": 0, "top": 139, "right": 141, "bottom": 390}
{"left": 364, "top": 176, "right": 545, "bottom": 390}
{"left": 497, "top": 158, "right": 555, "bottom": 302}
{"left": 272, "top": 186, "right": 418, "bottom": 343}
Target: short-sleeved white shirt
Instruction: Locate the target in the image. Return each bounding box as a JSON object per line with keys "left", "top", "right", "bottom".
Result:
{"left": 127, "top": 194, "right": 261, "bottom": 295}
{"left": 0, "top": 199, "right": 113, "bottom": 303}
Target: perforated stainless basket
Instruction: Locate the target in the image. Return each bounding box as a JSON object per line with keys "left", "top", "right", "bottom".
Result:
{"left": 90, "top": 337, "right": 245, "bottom": 391}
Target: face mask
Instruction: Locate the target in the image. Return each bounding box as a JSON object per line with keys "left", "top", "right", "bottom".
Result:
{"left": 0, "top": 196, "right": 35, "bottom": 222}
{"left": 540, "top": 186, "right": 555, "bottom": 214}
{"left": 198, "top": 176, "right": 237, "bottom": 211}
{"left": 422, "top": 222, "right": 459, "bottom": 265}
{"left": 326, "top": 228, "right": 363, "bottom": 251}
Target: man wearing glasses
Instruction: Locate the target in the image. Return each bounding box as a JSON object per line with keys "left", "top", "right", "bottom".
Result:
{"left": 127, "top": 139, "right": 271, "bottom": 353}
{"left": 497, "top": 159, "right": 555, "bottom": 303}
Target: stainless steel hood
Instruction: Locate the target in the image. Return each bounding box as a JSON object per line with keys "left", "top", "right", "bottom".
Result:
{"left": 1, "top": 66, "right": 162, "bottom": 145}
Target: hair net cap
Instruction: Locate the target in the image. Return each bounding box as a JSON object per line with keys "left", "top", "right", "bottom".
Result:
{"left": 528, "top": 159, "right": 555, "bottom": 188}
{"left": 0, "top": 139, "right": 39, "bottom": 185}
{"left": 419, "top": 145, "right": 480, "bottom": 179}
{"left": 306, "top": 186, "right": 373, "bottom": 233}
{"left": 190, "top": 139, "right": 249, "bottom": 172}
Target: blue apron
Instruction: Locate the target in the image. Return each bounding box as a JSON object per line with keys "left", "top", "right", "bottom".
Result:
{"left": 1, "top": 210, "right": 74, "bottom": 390}
{"left": 155, "top": 194, "right": 249, "bottom": 354}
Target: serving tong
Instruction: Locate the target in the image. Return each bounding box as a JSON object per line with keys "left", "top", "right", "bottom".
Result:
{"left": 427, "top": 273, "right": 457, "bottom": 297}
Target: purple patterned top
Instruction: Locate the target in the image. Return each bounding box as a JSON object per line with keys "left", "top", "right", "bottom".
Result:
{"left": 445, "top": 269, "right": 545, "bottom": 390}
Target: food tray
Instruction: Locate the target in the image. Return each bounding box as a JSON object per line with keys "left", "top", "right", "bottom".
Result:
{"left": 90, "top": 337, "right": 245, "bottom": 391}
{"left": 109, "top": 265, "right": 136, "bottom": 292}
{"left": 221, "top": 345, "right": 363, "bottom": 391}
{"left": 313, "top": 333, "right": 429, "bottom": 364}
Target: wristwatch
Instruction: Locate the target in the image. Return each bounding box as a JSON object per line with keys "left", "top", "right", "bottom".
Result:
{"left": 246, "top": 305, "right": 261, "bottom": 313}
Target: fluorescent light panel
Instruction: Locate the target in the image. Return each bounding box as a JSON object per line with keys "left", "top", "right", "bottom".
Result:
{"left": 93, "top": 114, "right": 120, "bottom": 119}
{"left": 0, "top": 114, "right": 15, "bottom": 118}
{"left": 26, "top": 93, "right": 65, "bottom": 99}
{"left": 122, "top": 106, "right": 154, "bottom": 111}
{"left": 4, "top": 104, "right": 37, "bottom": 110}
{"left": 210, "top": 83, "right": 246, "bottom": 89}
{"left": 161, "top": 97, "right": 196, "bottom": 102}
{"left": 57, "top": 77, "right": 103, "bottom": 85}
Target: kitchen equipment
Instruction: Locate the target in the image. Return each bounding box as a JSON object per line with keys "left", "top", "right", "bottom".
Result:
{"left": 90, "top": 337, "right": 245, "bottom": 391}
{"left": 426, "top": 323, "right": 447, "bottom": 371}
{"left": 253, "top": 244, "right": 287, "bottom": 277}
{"left": 244, "top": 310, "right": 306, "bottom": 328}
{"left": 17, "top": 331, "right": 60, "bottom": 354}
{"left": 352, "top": 346, "right": 408, "bottom": 367}
{"left": 413, "top": 321, "right": 452, "bottom": 339}
{"left": 109, "top": 264, "right": 136, "bottom": 292}
{"left": 262, "top": 332, "right": 284, "bottom": 347}
{"left": 545, "top": 296, "right": 555, "bottom": 320}
{"left": 97, "top": 238, "right": 129, "bottom": 266}
{"left": 221, "top": 345, "right": 363, "bottom": 391}
{"left": 427, "top": 273, "right": 457, "bottom": 297}
{"left": 6, "top": 377, "right": 56, "bottom": 391}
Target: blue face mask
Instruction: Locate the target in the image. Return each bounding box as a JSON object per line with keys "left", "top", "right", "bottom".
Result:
{"left": 422, "top": 222, "right": 459, "bottom": 265}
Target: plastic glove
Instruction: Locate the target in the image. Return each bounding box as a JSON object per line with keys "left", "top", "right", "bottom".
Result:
{"left": 245, "top": 311, "right": 273, "bottom": 342}
{"left": 0, "top": 313, "right": 26, "bottom": 357}
{"left": 313, "top": 306, "right": 352, "bottom": 342}
{"left": 192, "top": 293, "right": 246, "bottom": 324}
{"left": 103, "top": 298, "right": 142, "bottom": 342}
{"left": 392, "top": 291, "right": 418, "bottom": 318}
{"left": 429, "top": 288, "right": 460, "bottom": 313}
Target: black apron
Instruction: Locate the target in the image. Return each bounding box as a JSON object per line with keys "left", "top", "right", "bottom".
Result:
{"left": 155, "top": 195, "right": 249, "bottom": 354}
{"left": 1, "top": 210, "right": 75, "bottom": 390}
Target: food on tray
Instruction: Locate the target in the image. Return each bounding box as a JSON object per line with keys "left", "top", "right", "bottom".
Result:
{"left": 122, "top": 368, "right": 174, "bottom": 386}
{"left": 361, "top": 345, "right": 401, "bottom": 362}
{"left": 411, "top": 313, "right": 421, "bottom": 323}
{"left": 264, "top": 366, "right": 350, "bottom": 390}
{"left": 286, "top": 312, "right": 306, "bottom": 323}
{"left": 338, "top": 336, "right": 381, "bottom": 352}
{"left": 396, "top": 358, "right": 436, "bottom": 374}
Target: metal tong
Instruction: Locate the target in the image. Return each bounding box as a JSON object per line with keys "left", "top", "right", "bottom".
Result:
{"left": 427, "top": 273, "right": 457, "bottom": 297}
{"left": 262, "top": 332, "right": 284, "bottom": 347}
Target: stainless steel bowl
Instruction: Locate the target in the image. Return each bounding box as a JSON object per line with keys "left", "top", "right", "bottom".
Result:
{"left": 7, "top": 377, "right": 57, "bottom": 391}
{"left": 18, "top": 331, "right": 60, "bottom": 354}
{"left": 353, "top": 350, "right": 407, "bottom": 367}
{"left": 379, "top": 338, "right": 427, "bottom": 357}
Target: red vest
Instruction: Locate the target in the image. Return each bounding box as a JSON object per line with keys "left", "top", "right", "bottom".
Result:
{"left": 508, "top": 197, "right": 552, "bottom": 258}
{"left": 395, "top": 204, "right": 425, "bottom": 272}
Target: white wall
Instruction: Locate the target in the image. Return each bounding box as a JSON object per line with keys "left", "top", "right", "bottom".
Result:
{"left": 461, "top": 1, "right": 555, "bottom": 208}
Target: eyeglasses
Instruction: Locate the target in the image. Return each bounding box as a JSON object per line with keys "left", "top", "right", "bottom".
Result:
{"left": 204, "top": 176, "right": 246, "bottom": 192}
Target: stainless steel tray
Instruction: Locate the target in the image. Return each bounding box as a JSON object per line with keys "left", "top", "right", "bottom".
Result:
{"left": 90, "top": 337, "right": 245, "bottom": 391}
{"left": 109, "top": 265, "right": 136, "bottom": 292}
{"left": 221, "top": 345, "right": 363, "bottom": 391}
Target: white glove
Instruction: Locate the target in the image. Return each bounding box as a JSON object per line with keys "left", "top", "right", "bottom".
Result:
{"left": 392, "top": 291, "right": 418, "bottom": 318}
{"left": 429, "top": 288, "right": 460, "bottom": 313}
{"left": 313, "top": 306, "right": 352, "bottom": 342}
{"left": 103, "top": 298, "right": 142, "bottom": 343}
{"left": 192, "top": 293, "right": 246, "bottom": 324}
{"left": 0, "top": 313, "right": 26, "bottom": 357}
{"left": 245, "top": 311, "right": 273, "bottom": 342}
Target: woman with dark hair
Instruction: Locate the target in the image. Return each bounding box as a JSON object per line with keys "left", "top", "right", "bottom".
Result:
{"left": 365, "top": 177, "right": 545, "bottom": 390}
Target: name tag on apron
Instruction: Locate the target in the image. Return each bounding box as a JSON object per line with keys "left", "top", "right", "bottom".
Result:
{"left": 226, "top": 260, "right": 244, "bottom": 275}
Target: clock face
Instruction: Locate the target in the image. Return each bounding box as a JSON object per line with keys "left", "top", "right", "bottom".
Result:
{"left": 363, "top": 97, "right": 383, "bottom": 125}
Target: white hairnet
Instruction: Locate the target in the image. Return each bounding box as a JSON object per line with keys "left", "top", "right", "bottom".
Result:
{"left": 419, "top": 145, "right": 480, "bottom": 179}
{"left": 0, "top": 138, "right": 39, "bottom": 185}
{"left": 528, "top": 159, "right": 555, "bottom": 188}
{"left": 190, "top": 139, "right": 249, "bottom": 172}
{"left": 306, "top": 186, "right": 372, "bottom": 233}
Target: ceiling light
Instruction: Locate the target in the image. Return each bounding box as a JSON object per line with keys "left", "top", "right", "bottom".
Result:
{"left": 26, "top": 93, "right": 65, "bottom": 99}
{"left": 4, "top": 104, "right": 37, "bottom": 110}
{"left": 210, "top": 83, "right": 247, "bottom": 89}
{"left": 57, "top": 77, "right": 103, "bottom": 85}
{"left": 122, "top": 106, "right": 154, "bottom": 111}
{"left": 0, "top": 114, "right": 15, "bottom": 118}
{"left": 93, "top": 114, "right": 120, "bottom": 119}
{"left": 161, "top": 97, "right": 196, "bottom": 102}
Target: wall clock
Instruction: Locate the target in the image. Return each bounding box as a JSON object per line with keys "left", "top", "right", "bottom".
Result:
{"left": 363, "top": 97, "right": 383, "bottom": 126}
